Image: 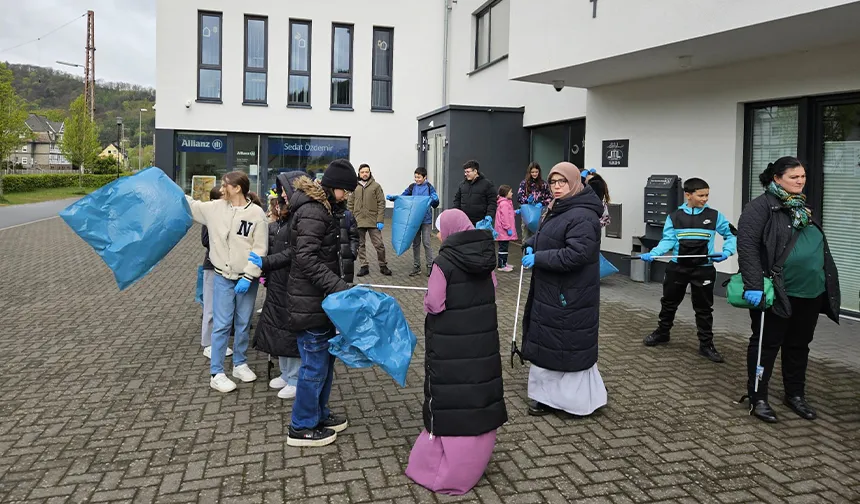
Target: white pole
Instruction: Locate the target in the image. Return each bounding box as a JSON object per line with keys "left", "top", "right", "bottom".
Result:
{"left": 138, "top": 108, "right": 147, "bottom": 171}
{"left": 356, "top": 284, "right": 428, "bottom": 291}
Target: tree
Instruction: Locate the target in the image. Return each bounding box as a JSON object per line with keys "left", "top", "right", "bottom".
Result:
{"left": 127, "top": 144, "right": 155, "bottom": 171}
{"left": 0, "top": 63, "right": 30, "bottom": 165}
{"left": 91, "top": 155, "right": 118, "bottom": 175}
{"left": 60, "top": 94, "right": 101, "bottom": 170}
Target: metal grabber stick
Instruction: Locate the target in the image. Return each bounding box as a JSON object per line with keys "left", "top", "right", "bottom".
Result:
{"left": 511, "top": 265, "right": 526, "bottom": 368}
{"left": 356, "top": 284, "right": 428, "bottom": 291}
{"left": 754, "top": 307, "right": 766, "bottom": 392}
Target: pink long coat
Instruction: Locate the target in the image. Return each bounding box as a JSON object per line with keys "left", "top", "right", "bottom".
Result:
{"left": 494, "top": 197, "right": 517, "bottom": 242}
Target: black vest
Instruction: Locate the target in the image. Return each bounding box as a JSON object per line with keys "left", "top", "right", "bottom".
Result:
{"left": 422, "top": 230, "right": 507, "bottom": 437}
{"left": 671, "top": 207, "right": 717, "bottom": 266}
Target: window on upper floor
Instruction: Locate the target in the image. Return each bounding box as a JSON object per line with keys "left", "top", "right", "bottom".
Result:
{"left": 21, "top": 146, "right": 27, "bottom": 152}
{"left": 331, "top": 23, "right": 354, "bottom": 110}
{"left": 288, "top": 20, "right": 312, "bottom": 107}
{"left": 474, "top": 0, "right": 510, "bottom": 69}
{"left": 371, "top": 27, "right": 393, "bottom": 111}
{"left": 244, "top": 15, "right": 268, "bottom": 104}
{"left": 198, "top": 11, "right": 222, "bottom": 101}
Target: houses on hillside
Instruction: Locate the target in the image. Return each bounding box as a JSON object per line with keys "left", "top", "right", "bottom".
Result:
{"left": 4, "top": 114, "right": 71, "bottom": 170}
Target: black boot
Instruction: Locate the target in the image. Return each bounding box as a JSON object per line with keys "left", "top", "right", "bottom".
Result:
{"left": 356, "top": 266, "right": 369, "bottom": 277}
{"left": 749, "top": 399, "right": 778, "bottom": 423}
{"left": 699, "top": 344, "right": 725, "bottom": 363}
{"left": 784, "top": 396, "right": 817, "bottom": 420}
{"left": 380, "top": 265, "right": 392, "bottom": 276}
{"left": 409, "top": 266, "right": 421, "bottom": 277}
{"left": 643, "top": 332, "right": 670, "bottom": 346}
{"left": 527, "top": 400, "right": 553, "bottom": 416}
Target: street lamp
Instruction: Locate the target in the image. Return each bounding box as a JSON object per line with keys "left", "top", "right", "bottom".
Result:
{"left": 116, "top": 117, "right": 123, "bottom": 179}
{"left": 139, "top": 108, "right": 148, "bottom": 171}
{"left": 56, "top": 60, "right": 84, "bottom": 68}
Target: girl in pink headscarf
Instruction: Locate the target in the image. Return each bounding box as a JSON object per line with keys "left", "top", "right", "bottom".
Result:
{"left": 406, "top": 209, "right": 506, "bottom": 496}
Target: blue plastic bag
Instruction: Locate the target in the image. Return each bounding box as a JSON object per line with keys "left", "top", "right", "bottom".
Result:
{"left": 475, "top": 218, "right": 498, "bottom": 239}
{"left": 520, "top": 204, "right": 542, "bottom": 233}
{"left": 195, "top": 265, "right": 204, "bottom": 305}
{"left": 322, "top": 287, "right": 418, "bottom": 387}
{"left": 391, "top": 195, "right": 432, "bottom": 256}
{"left": 59, "top": 167, "right": 193, "bottom": 290}
{"left": 599, "top": 253, "right": 619, "bottom": 279}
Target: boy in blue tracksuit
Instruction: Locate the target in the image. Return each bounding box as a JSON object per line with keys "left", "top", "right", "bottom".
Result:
{"left": 386, "top": 167, "right": 440, "bottom": 277}
{"left": 641, "top": 178, "right": 737, "bottom": 363}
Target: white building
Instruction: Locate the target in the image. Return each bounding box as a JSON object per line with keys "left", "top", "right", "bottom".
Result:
{"left": 155, "top": 0, "right": 859, "bottom": 313}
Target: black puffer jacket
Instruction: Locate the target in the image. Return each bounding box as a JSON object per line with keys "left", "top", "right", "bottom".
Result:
{"left": 453, "top": 174, "right": 497, "bottom": 224}
{"left": 737, "top": 192, "right": 840, "bottom": 322}
{"left": 253, "top": 171, "right": 307, "bottom": 357}
{"left": 423, "top": 229, "right": 507, "bottom": 436}
{"left": 286, "top": 176, "right": 350, "bottom": 333}
{"left": 522, "top": 186, "right": 603, "bottom": 372}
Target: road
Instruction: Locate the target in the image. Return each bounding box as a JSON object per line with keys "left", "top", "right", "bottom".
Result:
{"left": 0, "top": 197, "right": 79, "bottom": 230}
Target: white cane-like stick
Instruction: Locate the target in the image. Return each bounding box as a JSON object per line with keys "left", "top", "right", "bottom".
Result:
{"left": 356, "top": 284, "right": 428, "bottom": 291}
{"left": 512, "top": 266, "right": 525, "bottom": 345}
{"left": 754, "top": 311, "right": 766, "bottom": 392}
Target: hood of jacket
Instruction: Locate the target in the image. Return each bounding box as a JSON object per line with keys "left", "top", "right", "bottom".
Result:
{"left": 290, "top": 175, "right": 332, "bottom": 214}
{"left": 439, "top": 229, "right": 496, "bottom": 275}
{"left": 550, "top": 185, "right": 604, "bottom": 218}
{"left": 358, "top": 175, "right": 377, "bottom": 188}
{"left": 276, "top": 171, "right": 307, "bottom": 207}
{"left": 466, "top": 173, "right": 485, "bottom": 185}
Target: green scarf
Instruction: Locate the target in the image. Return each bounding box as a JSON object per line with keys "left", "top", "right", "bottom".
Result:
{"left": 767, "top": 181, "right": 811, "bottom": 229}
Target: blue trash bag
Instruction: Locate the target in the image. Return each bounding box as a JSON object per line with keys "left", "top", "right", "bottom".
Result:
{"left": 520, "top": 204, "right": 542, "bottom": 233}
{"left": 599, "top": 253, "right": 619, "bottom": 279}
{"left": 391, "top": 195, "right": 432, "bottom": 256}
{"left": 195, "top": 265, "right": 204, "bottom": 305}
{"left": 475, "top": 217, "right": 498, "bottom": 239}
{"left": 322, "top": 287, "right": 418, "bottom": 387}
{"left": 59, "top": 167, "right": 193, "bottom": 291}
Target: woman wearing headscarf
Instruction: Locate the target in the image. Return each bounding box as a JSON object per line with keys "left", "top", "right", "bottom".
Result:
{"left": 520, "top": 162, "right": 608, "bottom": 417}
{"left": 405, "top": 209, "right": 506, "bottom": 496}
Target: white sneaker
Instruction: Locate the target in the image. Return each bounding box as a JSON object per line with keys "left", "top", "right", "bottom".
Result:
{"left": 202, "top": 346, "right": 233, "bottom": 359}
{"left": 277, "top": 384, "right": 297, "bottom": 399}
{"left": 210, "top": 373, "right": 237, "bottom": 393}
{"left": 256, "top": 308, "right": 262, "bottom": 313}
{"left": 269, "top": 377, "right": 288, "bottom": 389}
{"left": 232, "top": 364, "right": 257, "bottom": 383}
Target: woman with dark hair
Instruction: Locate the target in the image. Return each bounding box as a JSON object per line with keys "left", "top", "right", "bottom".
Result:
{"left": 737, "top": 156, "right": 840, "bottom": 423}
{"left": 516, "top": 162, "right": 552, "bottom": 240}
{"left": 186, "top": 171, "right": 269, "bottom": 393}
{"left": 581, "top": 168, "right": 612, "bottom": 227}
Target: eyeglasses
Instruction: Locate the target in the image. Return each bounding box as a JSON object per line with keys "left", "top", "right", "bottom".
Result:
{"left": 549, "top": 178, "right": 568, "bottom": 186}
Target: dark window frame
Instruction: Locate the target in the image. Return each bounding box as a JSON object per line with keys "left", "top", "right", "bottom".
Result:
{"left": 288, "top": 19, "right": 312, "bottom": 108}
{"left": 197, "top": 11, "right": 223, "bottom": 103}
{"left": 371, "top": 26, "right": 394, "bottom": 112}
{"left": 330, "top": 22, "right": 354, "bottom": 110}
{"left": 243, "top": 14, "right": 269, "bottom": 105}
{"left": 473, "top": 0, "right": 507, "bottom": 71}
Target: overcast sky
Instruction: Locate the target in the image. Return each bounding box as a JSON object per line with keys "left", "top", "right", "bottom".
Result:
{"left": 0, "top": 0, "right": 155, "bottom": 87}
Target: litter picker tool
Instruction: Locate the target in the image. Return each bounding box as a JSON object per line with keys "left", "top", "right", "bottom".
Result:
{"left": 511, "top": 265, "right": 526, "bottom": 368}
{"left": 356, "top": 284, "right": 428, "bottom": 292}
{"left": 754, "top": 307, "right": 766, "bottom": 393}
{"left": 624, "top": 253, "right": 723, "bottom": 260}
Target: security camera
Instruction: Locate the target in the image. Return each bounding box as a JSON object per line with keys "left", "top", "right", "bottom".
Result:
{"left": 552, "top": 80, "right": 564, "bottom": 92}
{"left": 185, "top": 100, "right": 192, "bottom": 109}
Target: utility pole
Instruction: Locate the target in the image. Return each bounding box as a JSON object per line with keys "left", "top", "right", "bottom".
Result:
{"left": 138, "top": 108, "right": 147, "bottom": 171}
{"left": 116, "top": 117, "right": 122, "bottom": 179}
{"left": 84, "top": 10, "right": 96, "bottom": 120}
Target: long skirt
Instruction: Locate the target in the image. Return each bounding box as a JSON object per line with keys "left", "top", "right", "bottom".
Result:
{"left": 528, "top": 362, "right": 607, "bottom": 415}
{"left": 405, "top": 429, "right": 496, "bottom": 495}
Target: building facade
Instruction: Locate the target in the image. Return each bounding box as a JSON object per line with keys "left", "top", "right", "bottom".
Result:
{"left": 4, "top": 114, "right": 71, "bottom": 169}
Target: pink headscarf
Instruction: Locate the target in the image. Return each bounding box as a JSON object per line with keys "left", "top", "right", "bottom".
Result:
{"left": 547, "top": 162, "right": 585, "bottom": 209}
{"left": 438, "top": 209, "right": 474, "bottom": 242}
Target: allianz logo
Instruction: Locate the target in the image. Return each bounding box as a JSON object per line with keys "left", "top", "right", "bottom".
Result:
{"left": 181, "top": 138, "right": 224, "bottom": 150}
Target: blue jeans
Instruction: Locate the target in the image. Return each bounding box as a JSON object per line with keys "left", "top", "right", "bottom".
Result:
{"left": 210, "top": 274, "right": 259, "bottom": 375}
{"left": 291, "top": 328, "right": 336, "bottom": 430}
{"left": 279, "top": 356, "right": 300, "bottom": 387}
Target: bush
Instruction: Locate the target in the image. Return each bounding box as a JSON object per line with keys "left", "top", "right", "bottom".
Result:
{"left": 91, "top": 155, "right": 121, "bottom": 175}
{"left": 0, "top": 173, "right": 132, "bottom": 193}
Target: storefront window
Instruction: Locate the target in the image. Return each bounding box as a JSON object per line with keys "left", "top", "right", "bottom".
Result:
{"left": 267, "top": 135, "right": 350, "bottom": 185}
{"left": 175, "top": 132, "right": 228, "bottom": 194}
{"left": 232, "top": 134, "right": 261, "bottom": 195}
{"left": 748, "top": 105, "right": 799, "bottom": 201}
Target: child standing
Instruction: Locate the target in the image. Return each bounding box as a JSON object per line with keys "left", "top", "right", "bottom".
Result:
{"left": 494, "top": 185, "right": 517, "bottom": 272}
{"left": 406, "top": 209, "right": 507, "bottom": 495}
{"left": 386, "top": 167, "right": 440, "bottom": 277}
{"left": 640, "top": 178, "right": 737, "bottom": 363}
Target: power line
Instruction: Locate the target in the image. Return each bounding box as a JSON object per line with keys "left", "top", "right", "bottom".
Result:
{"left": 0, "top": 13, "right": 86, "bottom": 54}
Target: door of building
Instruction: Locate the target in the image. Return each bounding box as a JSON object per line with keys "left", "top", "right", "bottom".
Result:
{"left": 425, "top": 127, "right": 447, "bottom": 216}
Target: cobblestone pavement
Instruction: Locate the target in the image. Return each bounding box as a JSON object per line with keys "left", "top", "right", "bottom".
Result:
{"left": 1, "top": 219, "right": 858, "bottom": 504}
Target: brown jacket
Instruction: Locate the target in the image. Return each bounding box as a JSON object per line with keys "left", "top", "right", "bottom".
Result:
{"left": 348, "top": 176, "right": 386, "bottom": 228}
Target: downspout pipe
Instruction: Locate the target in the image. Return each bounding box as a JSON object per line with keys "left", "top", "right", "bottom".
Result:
{"left": 442, "top": 0, "right": 452, "bottom": 105}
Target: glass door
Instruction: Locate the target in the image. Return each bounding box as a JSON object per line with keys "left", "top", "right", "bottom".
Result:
{"left": 819, "top": 101, "right": 860, "bottom": 313}
{"left": 232, "top": 134, "right": 261, "bottom": 195}
{"left": 747, "top": 104, "right": 800, "bottom": 202}
{"left": 425, "top": 127, "right": 446, "bottom": 219}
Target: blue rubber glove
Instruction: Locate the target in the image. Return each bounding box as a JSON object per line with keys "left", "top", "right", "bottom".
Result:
{"left": 507, "top": 229, "right": 513, "bottom": 237}
{"left": 527, "top": 194, "right": 535, "bottom": 204}
{"left": 484, "top": 216, "right": 493, "bottom": 224}
{"left": 386, "top": 194, "right": 398, "bottom": 201}
{"left": 249, "top": 252, "right": 263, "bottom": 268}
{"left": 522, "top": 253, "right": 535, "bottom": 269}
{"left": 235, "top": 278, "right": 252, "bottom": 294}
{"left": 525, "top": 247, "right": 533, "bottom": 255}
{"left": 515, "top": 209, "right": 521, "bottom": 215}
{"left": 639, "top": 253, "right": 654, "bottom": 262}
{"left": 744, "top": 290, "right": 764, "bottom": 307}
{"left": 430, "top": 192, "right": 439, "bottom": 202}
{"left": 535, "top": 202, "right": 543, "bottom": 210}
{"left": 713, "top": 252, "right": 730, "bottom": 263}
{"left": 377, "top": 222, "right": 384, "bottom": 231}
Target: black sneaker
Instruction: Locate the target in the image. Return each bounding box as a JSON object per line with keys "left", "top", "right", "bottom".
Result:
{"left": 380, "top": 266, "right": 393, "bottom": 276}
{"left": 699, "top": 344, "right": 725, "bottom": 363}
{"left": 287, "top": 426, "right": 337, "bottom": 447}
{"left": 320, "top": 413, "right": 349, "bottom": 433}
{"left": 527, "top": 400, "right": 553, "bottom": 417}
{"left": 409, "top": 267, "right": 421, "bottom": 277}
{"left": 427, "top": 270, "right": 432, "bottom": 278}
{"left": 356, "top": 266, "right": 370, "bottom": 277}
{"left": 643, "top": 332, "right": 670, "bottom": 347}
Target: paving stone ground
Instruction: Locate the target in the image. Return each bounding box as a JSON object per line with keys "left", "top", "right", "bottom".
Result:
{"left": 1, "top": 218, "right": 858, "bottom": 504}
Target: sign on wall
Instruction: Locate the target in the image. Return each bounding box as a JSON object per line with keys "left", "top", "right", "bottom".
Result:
{"left": 177, "top": 134, "right": 228, "bottom": 153}
{"left": 602, "top": 139, "right": 629, "bottom": 168}
{"left": 268, "top": 136, "right": 350, "bottom": 158}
